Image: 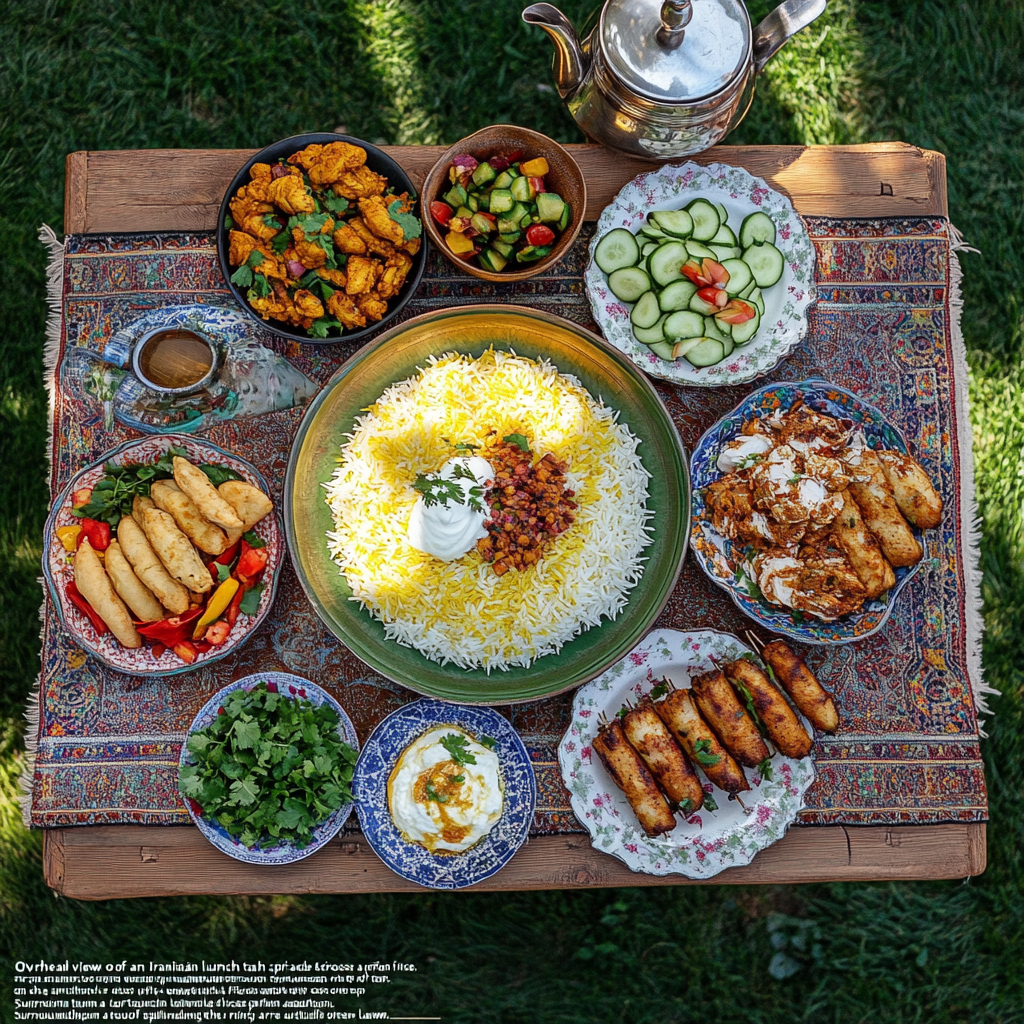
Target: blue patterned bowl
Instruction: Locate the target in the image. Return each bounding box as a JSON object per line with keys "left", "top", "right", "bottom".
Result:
{"left": 689, "top": 378, "right": 924, "bottom": 644}
{"left": 353, "top": 699, "right": 536, "bottom": 889}
{"left": 179, "top": 673, "right": 358, "bottom": 865}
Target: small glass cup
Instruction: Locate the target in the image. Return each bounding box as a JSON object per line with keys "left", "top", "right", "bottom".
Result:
{"left": 131, "top": 327, "right": 219, "bottom": 395}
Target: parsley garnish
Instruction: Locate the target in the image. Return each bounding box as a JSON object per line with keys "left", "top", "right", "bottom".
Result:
{"left": 440, "top": 733, "right": 477, "bottom": 766}
{"left": 238, "top": 582, "right": 265, "bottom": 616}
{"left": 733, "top": 680, "right": 768, "bottom": 738}
{"left": 322, "top": 193, "right": 350, "bottom": 215}
{"left": 503, "top": 433, "right": 530, "bottom": 452}
{"left": 443, "top": 439, "right": 480, "bottom": 452}
{"left": 479, "top": 735, "right": 498, "bottom": 750}
{"left": 296, "top": 212, "right": 331, "bottom": 237}
{"left": 178, "top": 681, "right": 357, "bottom": 849}
{"left": 224, "top": 214, "right": 235, "bottom": 230}
{"left": 215, "top": 562, "right": 232, "bottom": 583}
{"left": 262, "top": 213, "right": 282, "bottom": 230}
{"left": 758, "top": 758, "right": 774, "bottom": 781}
{"left": 247, "top": 276, "right": 273, "bottom": 299}
{"left": 703, "top": 793, "right": 719, "bottom": 812}
{"left": 788, "top": 474, "right": 802, "bottom": 485}
{"left": 413, "top": 472, "right": 485, "bottom": 514}
{"left": 242, "top": 530, "right": 266, "bottom": 549}
{"left": 308, "top": 317, "right": 341, "bottom": 339}
{"left": 424, "top": 780, "right": 448, "bottom": 804}
{"left": 693, "top": 738, "right": 722, "bottom": 767}
{"left": 200, "top": 463, "right": 244, "bottom": 487}
{"left": 230, "top": 249, "right": 265, "bottom": 288}
{"left": 678, "top": 798, "right": 694, "bottom": 814}
{"left": 452, "top": 775, "right": 465, "bottom": 784}
{"left": 649, "top": 681, "right": 669, "bottom": 701}
{"left": 386, "top": 197, "right": 422, "bottom": 241}
{"left": 615, "top": 707, "right": 629, "bottom": 719}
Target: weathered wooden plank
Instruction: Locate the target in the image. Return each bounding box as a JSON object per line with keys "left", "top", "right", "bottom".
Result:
{"left": 46, "top": 823, "right": 985, "bottom": 899}
{"left": 63, "top": 141, "right": 947, "bottom": 235}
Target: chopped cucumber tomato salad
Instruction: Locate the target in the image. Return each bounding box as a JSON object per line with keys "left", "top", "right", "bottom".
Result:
{"left": 593, "top": 200, "right": 784, "bottom": 368}
{"left": 431, "top": 152, "right": 571, "bottom": 273}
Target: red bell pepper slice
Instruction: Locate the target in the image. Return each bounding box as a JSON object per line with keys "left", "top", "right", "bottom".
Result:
{"left": 137, "top": 606, "right": 205, "bottom": 646}
{"left": 525, "top": 224, "right": 555, "bottom": 247}
{"left": 65, "top": 580, "right": 108, "bottom": 635}
{"left": 172, "top": 640, "right": 198, "bottom": 664}
{"left": 79, "top": 518, "right": 111, "bottom": 551}
{"left": 226, "top": 583, "right": 245, "bottom": 628}
{"left": 527, "top": 176, "right": 546, "bottom": 194}
{"left": 205, "top": 620, "right": 231, "bottom": 646}
{"left": 214, "top": 541, "right": 240, "bottom": 566}
{"left": 236, "top": 541, "right": 269, "bottom": 579}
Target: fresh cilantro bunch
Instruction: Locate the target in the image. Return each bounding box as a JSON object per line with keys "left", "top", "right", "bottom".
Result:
{"left": 179, "top": 682, "right": 357, "bottom": 849}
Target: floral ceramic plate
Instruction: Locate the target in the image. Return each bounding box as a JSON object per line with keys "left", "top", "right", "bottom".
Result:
{"left": 353, "top": 698, "right": 536, "bottom": 889}
{"left": 179, "top": 673, "right": 358, "bottom": 865}
{"left": 585, "top": 162, "right": 816, "bottom": 387}
{"left": 690, "top": 379, "right": 924, "bottom": 644}
{"left": 559, "top": 629, "right": 815, "bottom": 879}
{"left": 43, "top": 434, "right": 283, "bottom": 676}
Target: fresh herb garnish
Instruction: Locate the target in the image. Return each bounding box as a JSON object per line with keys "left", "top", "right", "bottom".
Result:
{"left": 247, "top": 275, "right": 273, "bottom": 299}
{"left": 452, "top": 775, "right": 465, "bottom": 784}
{"left": 440, "top": 732, "right": 478, "bottom": 766}
{"left": 734, "top": 681, "right": 768, "bottom": 739}
{"left": 615, "top": 707, "right": 629, "bottom": 719}
{"left": 788, "top": 474, "right": 802, "bottom": 485}
{"left": 678, "top": 798, "right": 694, "bottom": 814}
{"left": 693, "top": 738, "right": 722, "bottom": 767}
{"left": 424, "top": 780, "right": 448, "bottom": 804}
{"left": 296, "top": 212, "right": 331, "bottom": 237}
{"left": 649, "top": 681, "right": 670, "bottom": 701}
{"left": 215, "top": 562, "right": 232, "bottom": 583}
{"left": 71, "top": 445, "right": 189, "bottom": 526}
{"left": 503, "top": 433, "right": 530, "bottom": 452}
{"left": 308, "top": 317, "right": 341, "bottom": 339}
{"left": 758, "top": 758, "right": 774, "bottom": 781}
{"left": 230, "top": 249, "right": 266, "bottom": 288}
{"left": 445, "top": 440, "right": 480, "bottom": 452}
{"left": 178, "top": 681, "right": 357, "bottom": 849}
{"left": 413, "top": 473, "right": 485, "bottom": 514}
{"left": 223, "top": 214, "right": 235, "bottom": 231}
{"left": 238, "top": 583, "right": 265, "bottom": 617}
{"left": 200, "top": 463, "right": 244, "bottom": 487}
{"left": 386, "top": 198, "right": 422, "bottom": 241}
{"left": 242, "top": 530, "right": 266, "bottom": 549}
{"left": 703, "top": 793, "right": 719, "bottom": 812}
{"left": 322, "top": 193, "right": 350, "bottom": 215}
{"left": 479, "top": 735, "right": 498, "bottom": 750}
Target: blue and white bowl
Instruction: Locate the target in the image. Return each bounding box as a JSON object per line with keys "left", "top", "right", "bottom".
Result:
{"left": 689, "top": 378, "right": 925, "bottom": 644}
{"left": 179, "top": 672, "right": 358, "bottom": 865}
{"left": 353, "top": 699, "right": 536, "bottom": 889}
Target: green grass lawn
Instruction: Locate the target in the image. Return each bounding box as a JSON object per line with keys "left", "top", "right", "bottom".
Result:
{"left": 2, "top": 1, "right": 1023, "bottom": 1021}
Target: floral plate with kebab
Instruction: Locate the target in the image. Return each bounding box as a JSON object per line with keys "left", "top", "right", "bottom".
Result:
{"left": 43, "top": 435, "right": 282, "bottom": 676}
{"left": 690, "top": 379, "right": 943, "bottom": 644}
{"left": 558, "top": 628, "right": 836, "bottom": 879}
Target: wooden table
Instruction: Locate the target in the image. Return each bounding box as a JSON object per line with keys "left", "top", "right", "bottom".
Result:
{"left": 47, "top": 141, "right": 985, "bottom": 899}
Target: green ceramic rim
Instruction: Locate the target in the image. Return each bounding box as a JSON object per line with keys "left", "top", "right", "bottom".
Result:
{"left": 284, "top": 304, "right": 690, "bottom": 705}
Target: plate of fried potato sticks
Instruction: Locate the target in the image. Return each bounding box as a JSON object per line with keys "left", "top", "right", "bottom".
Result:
{"left": 559, "top": 628, "right": 819, "bottom": 879}
{"left": 690, "top": 378, "right": 943, "bottom": 644}
{"left": 43, "top": 434, "right": 282, "bottom": 675}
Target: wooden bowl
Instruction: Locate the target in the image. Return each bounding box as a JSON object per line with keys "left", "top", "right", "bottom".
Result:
{"left": 422, "top": 125, "right": 586, "bottom": 283}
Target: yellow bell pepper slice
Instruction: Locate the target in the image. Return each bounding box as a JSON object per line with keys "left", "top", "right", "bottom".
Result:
{"left": 193, "top": 577, "right": 240, "bottom": 639}
{"left": 519, "top": 157, "right": 549, "bottom": 177}
{"left": 445, "top": 230, "right": 475, "bottom": 255}
{"left": 56, "top": 525, "right": 82, "bottom": 551}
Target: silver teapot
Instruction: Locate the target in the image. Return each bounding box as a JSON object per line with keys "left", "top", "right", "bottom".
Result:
{"left": 523, "top": 0, "right": 826, "bottom": 159}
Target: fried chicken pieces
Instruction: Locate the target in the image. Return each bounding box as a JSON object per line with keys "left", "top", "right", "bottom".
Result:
{"left": 704, "top": 403, "right": 942, "bottom": 621}
{"left": 226, "top": 142, "right": 420, "bottom": 336}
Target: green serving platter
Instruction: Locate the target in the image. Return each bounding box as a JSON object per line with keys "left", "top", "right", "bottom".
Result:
{"left": 284, "top": 304, "right": 690, "bottom": 705}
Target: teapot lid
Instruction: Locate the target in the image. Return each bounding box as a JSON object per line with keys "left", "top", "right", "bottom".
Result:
{"left": 599, "top": 0, "right": 751, "bottom": 103}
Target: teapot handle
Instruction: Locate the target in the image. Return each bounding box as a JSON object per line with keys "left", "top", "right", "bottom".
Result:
{"left": 752, "top": 0, "right": 827, "bottom": 73}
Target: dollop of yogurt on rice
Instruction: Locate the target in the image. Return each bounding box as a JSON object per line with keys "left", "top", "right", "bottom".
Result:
{"left": 407, "top": 456, "right": 494, "bottom": 561}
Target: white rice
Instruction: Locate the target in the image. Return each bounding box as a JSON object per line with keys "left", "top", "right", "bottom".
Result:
{"left": 324, "top": 349, "right": 653, "bottom": 672}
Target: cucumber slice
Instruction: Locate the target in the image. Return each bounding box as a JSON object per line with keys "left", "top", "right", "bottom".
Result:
{"left": 730, "top": 308, "right": 761, "bottom": 345}
{"left": 689, "top": 293, "right": 720, "bottom": 316}
{"left": 650, "top": 209, "right": 694, "bottom": 238}
{"left": 710, "top": 222, "right": 737, "bottom": 246}
{"left": 648, "top": 241, "right": 690, "bottom": 287}
{"left": 742, "top": 242, "right": 785, "bottom": 288}
{"left": 608, "top": 266, "right": 652, "bottom": 303}
{"left": 647, "top": 340, "right": 677, "bottom": 361}
{"left": 738, "top": 280, "right": 756, "bottom": 300}
{"left": 703, "top": 316, "right": 731, "bottom": 343}
{"left": 749, "top": 286, "right": 765, "bottom": 315}
{"left": 556, "top": 201, "right": 571, "bottom": 233}
{"left": 595, "top": 229, "right": 640, "bottom": 274}
{"left": 664, "top": 310, "right": 704, "bottom": 340}
{"left": 478, "top": 248, "right": 507, "bottom": 273}
{"left": 739, "top": 211, "right": 777, "bottom": 248}
{"left": 710, "top": 244, "right": 742, "bottom": 262}
{"left": 640, "top": 241, "right": 659, "bottom": 258}
{"left": 658, "top": 279, "right": 697, "bottom": 312}
{"left": 721, "top": 258, "right": 753, "bottom": 296}
{"left": 633, "top": 315, "right": 668, "bottom": 344}
{"left": 685, "top": 199, "right": 720, "bottom": 242}
{"left": 630, "top": 291, "right": 661, "bottom": 329}
{"left": 713, "top": 201, "right": 730, "bottom": 225}
{"left": 683, "top": 338, "right": 726, "bottom": 367}
{"left": 535, "top": 192, "right": 565, "bottom": 223}
{"left": 639, "top": 219, "right": 668, "bottom": 239}
{"left": 685, "top": 240, "right": 716, "bottom": 261}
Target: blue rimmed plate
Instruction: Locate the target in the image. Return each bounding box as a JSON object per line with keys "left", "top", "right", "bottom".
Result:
{"left": 179, "top": 672, "right": 358, "bottom": 865}
{"left": 42, "top": 434, "right": 283, "bottom": 676}
{"left": 689, "top": 378, "right": 924, "bottom": 644}
{"left": 353, "top": 698, "right": 536, "bottom": 889}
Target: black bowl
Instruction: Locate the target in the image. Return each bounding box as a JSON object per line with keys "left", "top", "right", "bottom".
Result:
{"left": 216, "top": 132, "right": 427, "bottom": 346}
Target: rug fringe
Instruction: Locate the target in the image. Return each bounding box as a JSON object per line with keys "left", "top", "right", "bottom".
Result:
{"left": 22, "top": 226, "right": 67, "bottom": 828}
{"left": 947, "top": 222, "right": 995, "bottom": 730}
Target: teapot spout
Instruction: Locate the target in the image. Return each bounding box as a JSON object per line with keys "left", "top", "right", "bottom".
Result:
{"left": 752, "top": 0, "right": 827, "bottom": 73}
{"left": 522, "top": 3, "right": 589, "bottom": 99}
